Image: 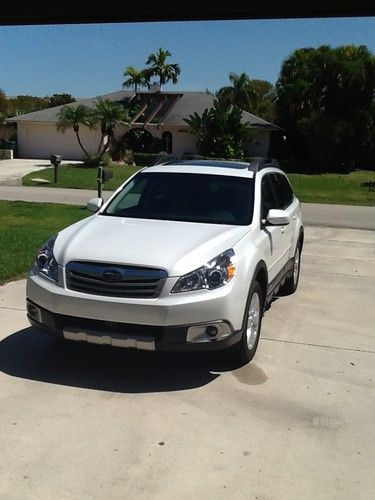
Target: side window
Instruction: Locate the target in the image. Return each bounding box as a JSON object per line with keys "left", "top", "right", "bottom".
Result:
{"left": 261, "top": 175, "right": 277, "bottom": 221}
{"left": 271, "top": 173, "right": 294, "bottom": 209}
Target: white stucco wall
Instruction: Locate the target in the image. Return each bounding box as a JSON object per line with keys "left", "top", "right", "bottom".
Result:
{"left": 17, "top": 122, "right": 103, "bottom": 160}
{"left": 16, "top": 121, "right": 272, "bottom": 161}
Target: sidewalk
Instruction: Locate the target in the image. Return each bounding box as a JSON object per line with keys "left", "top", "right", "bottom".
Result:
{"left": 0, "top": 184, "right": 374, "bottom": 230}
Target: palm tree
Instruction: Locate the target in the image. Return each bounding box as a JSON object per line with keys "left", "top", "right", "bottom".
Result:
{"left": 217, "top": 72, "right": 258, "bottom": 111}
{"left": 92, "top": 98, "right": 130, "bottom": 156}
{"left": 57, "top": 104, "right": 94, "bottom": 157}
{"left": 145, "top": 48, "right": 181, "bottom": 91}
{"left": 122, "top": 66, "right": 149, "bottom": 93}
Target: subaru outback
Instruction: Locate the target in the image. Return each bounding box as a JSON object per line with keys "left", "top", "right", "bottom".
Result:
{"left": 26, "top": 158, "right": 303, "bottom": 364}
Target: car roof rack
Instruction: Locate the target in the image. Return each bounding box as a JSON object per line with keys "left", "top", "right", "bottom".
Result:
{"left": 150, "top": 155, "right": 280, "bottom": 171}
{"left": 247, "top": 157, "right": 280, "bottom": 172}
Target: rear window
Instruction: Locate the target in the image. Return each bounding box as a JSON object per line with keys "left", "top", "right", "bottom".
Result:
{"left": 104, "top": 172, "right": 254, "bottom": 225}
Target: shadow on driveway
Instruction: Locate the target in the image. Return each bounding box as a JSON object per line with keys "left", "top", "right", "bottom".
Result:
{"left": 0, "top": 327, "right": 243, "bottom": 393}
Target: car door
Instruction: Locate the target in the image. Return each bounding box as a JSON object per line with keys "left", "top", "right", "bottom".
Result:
{"left": 259, "top": 174, "right": 285, "bottom": 283}
{"left": 270, "top": 173, "right": 299, "bottom": 263}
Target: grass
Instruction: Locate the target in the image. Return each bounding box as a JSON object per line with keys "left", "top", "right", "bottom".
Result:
{"left": 288, "top": 170, "right": 375, "bottom": 206}
{"left": 0, "top": 201, "right": 89, "bottom": 285}
{"left": 22, "top": 164, "right": 142, "bottom": 191}
{"left": 22, "top": 164, "right": 375, "bottom": 206}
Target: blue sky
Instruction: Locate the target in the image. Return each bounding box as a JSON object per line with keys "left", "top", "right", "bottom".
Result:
{"left": 1, "top": 17, "right": 374, "bottom": 98}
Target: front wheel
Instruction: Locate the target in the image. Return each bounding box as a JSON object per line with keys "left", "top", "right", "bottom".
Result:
{"left": 228, "top": 281, "right": 264, "bottom": 365}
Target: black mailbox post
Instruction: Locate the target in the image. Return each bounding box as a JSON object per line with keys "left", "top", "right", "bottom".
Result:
{"left": 50, "top": 154, "right": 62, "bottom": 183}
{"left": 97, "top": 166, "right": 113, "bottom": 198}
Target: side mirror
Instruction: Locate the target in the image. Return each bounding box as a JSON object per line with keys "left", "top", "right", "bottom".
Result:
{"left": 87, "top": 197, "right": 103, "bottom": 213}
{"left": 266, "top": 209, "right": 291, "bottom": 226}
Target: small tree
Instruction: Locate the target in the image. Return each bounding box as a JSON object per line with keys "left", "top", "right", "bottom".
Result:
{"left": 57, "top": 104, "right": 95, "bottom": 157}
{"left": 145, "top": 48, "right": 181, "bottom": 91}
{"left": 122, "top": 66, "right": 149, "bottom": 93}
{"left": 92, "top": 98, "right": 130, "bottom": 158}
{"left": 184, "top": 97, "right": 254, "bottom": 159}
{"left": 57, "top": 101, "right": 129, "bottom": 162}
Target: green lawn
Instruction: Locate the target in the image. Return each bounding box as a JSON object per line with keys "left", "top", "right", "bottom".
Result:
{"left": 0, "top": 201, "right": 89, "bottom": 285}
{"left": 22, "top": 164, "right": 375, "bottom": 206}
{"left": 22, "top": 164, "right": 142, "bottom": 191}
{"left": 288, "top": 170, "right": 375, "bottom": 206}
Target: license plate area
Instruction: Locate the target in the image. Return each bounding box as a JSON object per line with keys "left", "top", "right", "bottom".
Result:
{"left": 63, "top": 327, "right": 155, "bottom": 351}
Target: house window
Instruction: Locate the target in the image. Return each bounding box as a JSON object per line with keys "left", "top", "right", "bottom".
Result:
{"left": 162, "top": 131, "right": 173, "bottom": 154}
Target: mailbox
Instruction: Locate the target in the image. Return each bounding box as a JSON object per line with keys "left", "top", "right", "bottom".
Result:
{"left": 50, "top": 154, "right": 62, "bottom": 183}
{"left": 50, "top": 154, "right": 62, "bottom": 167}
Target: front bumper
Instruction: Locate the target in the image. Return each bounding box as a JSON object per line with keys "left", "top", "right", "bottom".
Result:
{"left": 27, "top": 299, "right": 242, "bottom": 351}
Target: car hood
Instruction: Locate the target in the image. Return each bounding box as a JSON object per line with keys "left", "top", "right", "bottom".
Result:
{"left": 54, "top": 214, "right": 250, "bottom": 276}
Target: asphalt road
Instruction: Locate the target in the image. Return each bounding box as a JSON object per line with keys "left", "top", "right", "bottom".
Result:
{"left": 0, "top": 226, "right": 374, "bottom": 499}
{"left": 0, "top": 184, "right": 374, "bottom": 230}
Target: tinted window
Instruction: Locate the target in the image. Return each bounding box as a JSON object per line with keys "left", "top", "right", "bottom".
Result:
{"left": 270, "top": 173, "right": 294, "bottom": 209}
{"left": 104, "top": 172, "right": 254, "bottom": 225}
{"left": 261, "top": 175, "right": 277, "bottom": 220}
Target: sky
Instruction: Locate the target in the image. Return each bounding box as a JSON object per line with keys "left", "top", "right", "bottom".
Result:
{"left": 1, "top": 17, "right": 374, "bottom": 98}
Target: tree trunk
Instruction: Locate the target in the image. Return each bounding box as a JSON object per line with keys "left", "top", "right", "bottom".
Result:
{"left": 75, "top": 131, "right": 90, "bottom": 157}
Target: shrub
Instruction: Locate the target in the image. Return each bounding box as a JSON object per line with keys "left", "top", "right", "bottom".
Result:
{"left": 133, "top": 152, "right": 161, "bottom": 167}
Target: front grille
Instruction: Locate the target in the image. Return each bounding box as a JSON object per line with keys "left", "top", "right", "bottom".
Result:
{"left": 66, "top": 261, "right": 167, "bottom": 298}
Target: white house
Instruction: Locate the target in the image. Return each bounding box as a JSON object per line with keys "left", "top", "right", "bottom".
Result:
{"left": 7, "top": 90, "right": 283, "bottom": 160}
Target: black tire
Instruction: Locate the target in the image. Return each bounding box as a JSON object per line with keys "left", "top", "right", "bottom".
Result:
{"left": 228, "top": 281, "right": 264, "bottom": 366}
{"left": 279, "top": 242, "right": 301, "bottom": 296}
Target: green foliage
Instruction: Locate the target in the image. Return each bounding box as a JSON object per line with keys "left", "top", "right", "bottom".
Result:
{"left": 145, "top": 48, "right": 181, "bottom": 90}
{"left": 57, "top": 104, "right": 95, "bottom": 157}
{"left": 123, "top": 66, "right": 150, "bottom": 92}
{"left": 276, "top": 44, "right": 375, "bottom": 171}
{"left": 48, "top": 93, "right": 75, "bottom": 107}
{"left": 0, "top": 93, "right": 76, "bottom": 120}
{"left": 57, "top": 100, "right": 129, "bottom": 160}
{"left": 133, "top": 152, "right": 161, "bottom": 166}
{"left": 217, "top": 73, "right": 276, "bottom": 122}
{"left": 184, "top": 96, "right": 254, "bottom": 159}
{"left": 91, "top": 98, "right": 130, "bottom": 157}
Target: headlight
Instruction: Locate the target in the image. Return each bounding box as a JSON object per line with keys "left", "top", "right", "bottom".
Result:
{"left": 171, "top": 249, "right": 236, "bottom": 293}
{"left": 32, "top": 235, "right": 59, "bottom": 282}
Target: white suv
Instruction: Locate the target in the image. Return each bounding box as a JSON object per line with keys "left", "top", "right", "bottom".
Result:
{"left": 26, "top": 159, "right": 303, "bottom": 364}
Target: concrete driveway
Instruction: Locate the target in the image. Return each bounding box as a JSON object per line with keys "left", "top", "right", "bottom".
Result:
{"left": 0, "top": 226, "right": 374, "bottom": 499}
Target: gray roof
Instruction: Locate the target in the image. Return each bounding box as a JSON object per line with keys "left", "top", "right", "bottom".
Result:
{"left": 6, "top": 90, "right": 281, "bottom": 131}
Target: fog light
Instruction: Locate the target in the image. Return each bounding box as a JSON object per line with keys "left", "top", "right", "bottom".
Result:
{"left": 27, "top": 302, "right": 42, "bottom": 323}
{"left": 206, "top": 325, "right": 219, "bottom": 337}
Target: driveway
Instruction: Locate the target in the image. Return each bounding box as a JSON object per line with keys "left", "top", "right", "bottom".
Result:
{"left": 0, "top": 226, "right": 374, "bottom": 499}
{"left": 0, "top": 159, "right": 82, "bottom": 186}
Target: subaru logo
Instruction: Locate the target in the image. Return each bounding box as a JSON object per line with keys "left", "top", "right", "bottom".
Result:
{"left": 102, "top": 269, "right": 122, "bottom": 281}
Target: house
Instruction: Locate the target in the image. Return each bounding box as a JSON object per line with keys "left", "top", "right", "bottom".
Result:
{"left": 6, "top": 90, "right": 283, "bottom": 160}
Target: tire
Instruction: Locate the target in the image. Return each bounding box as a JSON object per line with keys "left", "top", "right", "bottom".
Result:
{"left": 228, "top": 281, "right": 264, "bottom": 365}
{"left": 279, "top": 242, "right": 301, "bottom": 296}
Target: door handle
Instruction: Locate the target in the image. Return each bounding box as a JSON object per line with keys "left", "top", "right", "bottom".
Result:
{"left": 281, "top": 227, "right": 285, "bottom": 234}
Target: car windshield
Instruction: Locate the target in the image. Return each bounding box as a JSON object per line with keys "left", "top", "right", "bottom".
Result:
{"left": 103, "top": 172, "right": 254, "bottom": 225}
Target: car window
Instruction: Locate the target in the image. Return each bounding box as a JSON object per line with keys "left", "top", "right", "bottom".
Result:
{"left": 104, "top": 172, "right": 255, "bottom": 225}
{"left": 270, "top": 173, "right": 294, "bottom": 209}
{"left": 261, "top": 174, "right": 278, "bottom": 220}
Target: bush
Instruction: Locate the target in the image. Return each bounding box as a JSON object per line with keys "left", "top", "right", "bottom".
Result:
{"left": 133, "top": 153, "right": 161, "bottom": 167}
{"left": 82, "top": 153, "right": 112, "bottom": 168}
